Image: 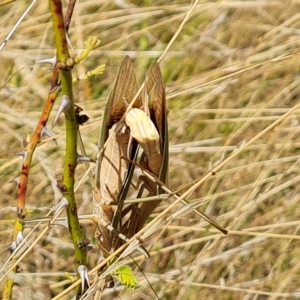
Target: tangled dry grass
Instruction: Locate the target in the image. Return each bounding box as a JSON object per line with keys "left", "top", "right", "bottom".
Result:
{"left": 1, "top": 0, "right": 300, "bottom": 299}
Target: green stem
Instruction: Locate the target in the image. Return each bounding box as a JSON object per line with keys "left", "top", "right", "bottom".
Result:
{"left": 49, "top": 0, "right": 87, "bottom": 297}
{"left": 3, "top": 1, "right": 88, "bottom": 299}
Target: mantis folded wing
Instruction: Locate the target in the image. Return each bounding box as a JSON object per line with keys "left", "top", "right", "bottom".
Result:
{"left": 93, "top": 123, "right": 130, "bottom": 254}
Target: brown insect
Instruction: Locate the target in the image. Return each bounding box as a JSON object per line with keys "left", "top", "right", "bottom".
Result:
{"left": 93, "top": 56, "right": 168, "bottom": 257}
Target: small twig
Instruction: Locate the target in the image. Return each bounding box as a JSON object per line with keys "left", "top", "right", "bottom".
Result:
{"left": 65, "top": 0, "right": 76, "bottom": 32}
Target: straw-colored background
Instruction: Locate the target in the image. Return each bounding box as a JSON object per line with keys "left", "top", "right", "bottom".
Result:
{"left": 1, "top": 1, "right": 300, "bottom": 299}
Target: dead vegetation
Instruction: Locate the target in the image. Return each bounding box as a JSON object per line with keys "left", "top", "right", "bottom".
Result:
{"left": 1, "top": 0, "right": 300, "bottom": 299}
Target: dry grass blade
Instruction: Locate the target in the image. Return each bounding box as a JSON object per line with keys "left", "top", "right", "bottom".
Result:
{"left": 0, "top": 0, "right": 36, "bottom": 51}
{"left": 6, "top": 0, "right": 300, "bottom": 299}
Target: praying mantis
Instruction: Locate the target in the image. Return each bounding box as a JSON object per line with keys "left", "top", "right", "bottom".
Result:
{"left": 93, "top": 56, "right": 227, "bottom": 259}
{"left": 93, "top": 55, "right": 168, "bottom": 257}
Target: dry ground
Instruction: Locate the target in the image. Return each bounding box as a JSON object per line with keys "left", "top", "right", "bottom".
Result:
{"left": 1, "top": 0, "right": 300, "bottom": 299}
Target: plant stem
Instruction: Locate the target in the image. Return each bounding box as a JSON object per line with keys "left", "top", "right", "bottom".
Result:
{"left": 49, "top": 0, "right": 87, "bottom": 297}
